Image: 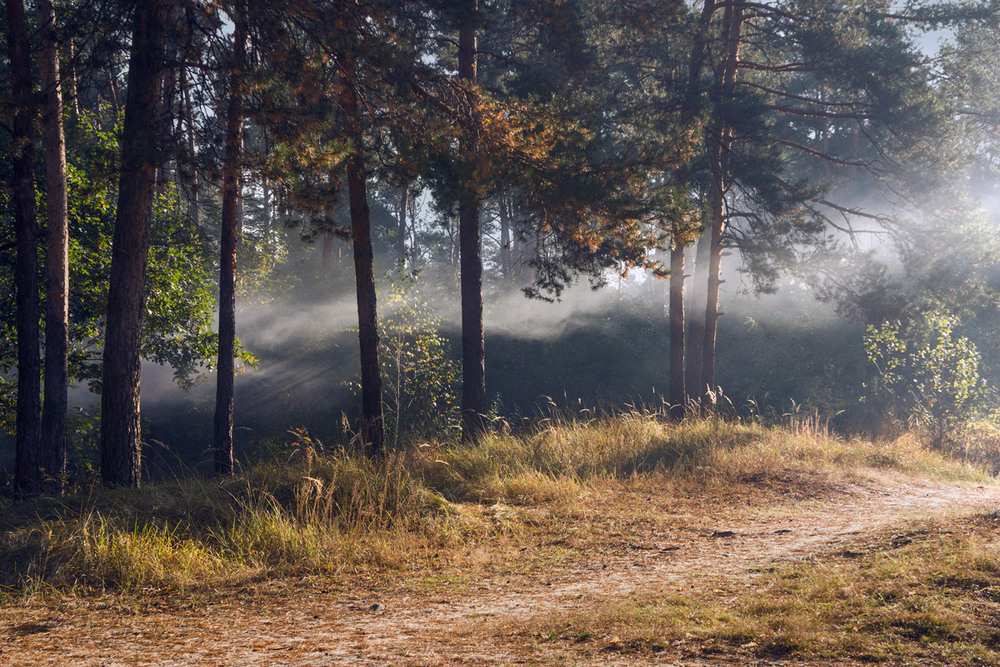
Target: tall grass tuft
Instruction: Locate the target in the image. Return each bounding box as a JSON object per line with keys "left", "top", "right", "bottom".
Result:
{"left": 0, "top": 448, "right": 443, "bottom": 594}
{"left": 0, "top": 412, "right": 992, "bottom": 596}
{"left": 413, "top": 410, "right": 990, "bottom": 503}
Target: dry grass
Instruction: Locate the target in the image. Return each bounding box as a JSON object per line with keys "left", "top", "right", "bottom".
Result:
{"left": 0, "top": 413, "right": 992, "bottom": 599}
{"left": 0, "top": 451, "right": 481, "bottom": 596}
{"left": 527, "top": 513, "right": 1000, "bottom": 665}
{"left": 416, "top": 412, "right": 990, "bottom": 504}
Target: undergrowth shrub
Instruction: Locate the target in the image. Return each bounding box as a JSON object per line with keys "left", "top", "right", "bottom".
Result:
{"left": 864, "top": 310, "right": 992, "bottom": 448}
{"left": 949, "top": 419, "right": 1000, "bottom": 474}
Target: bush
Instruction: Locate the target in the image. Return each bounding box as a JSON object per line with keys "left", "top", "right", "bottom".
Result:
{"left": 864, "top": 310, "right": 991, "bottom": 446}
{"left": 377, "top": 284, "right": 461, "bottom": 444}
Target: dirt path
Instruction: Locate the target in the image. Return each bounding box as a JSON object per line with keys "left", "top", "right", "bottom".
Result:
{"left": 2, "top": 471, "right": 998, "bottom": 666}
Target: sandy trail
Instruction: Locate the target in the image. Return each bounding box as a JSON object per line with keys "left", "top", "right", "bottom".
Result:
{"left": 2, "top": 472, "right": 997, "bottom": 666}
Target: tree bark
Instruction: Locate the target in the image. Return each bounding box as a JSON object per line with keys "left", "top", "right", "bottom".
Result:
{"left": 37, "top": 0, "right": 70, "bottom": 494}
{"left": 109, "top": 69, "right": 122, "bottom": 117}
{"left": 214, "top": 1, "right": 246, "bottom": 476}
{"left": 686, "top": 0, "right": 716, "bottom": 110}
{"left": 519, "top": 229, "right": 538, "bottom": 290}
{"left": 459, "top": 0, "right": 486, "bottom": 443}
{"left": 262, "top": 176, "right": 271, "bottom": 226}
{"left": 686, "top": 233, "right": 709, "bottom": 400}
{"left": 679, "top": 0, "right": 717, "bottom": 409}
{"left": 700, "top": 0, "right": 744, "bottom": 399}
{"left": 668, "top": 241, "right": 686, "bottom": 420}
{"left": 100, "top": 0, "right": 167, "bottom": 487}
{"left": 339, "top": 55, "right": 385, "bottom": 457}
{"left": 157, "top": 68, "right": 174, "bottom": 191}
{"left": 701, "top": 147, "right": 726, "bottom": 399}
{"left": 236, "top": 134, "right": 245, "bottom": 235}
{"left": 7, "top": 0, "right": 42, "bottom": 497}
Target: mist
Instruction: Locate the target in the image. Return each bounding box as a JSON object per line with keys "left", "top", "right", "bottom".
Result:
{"left": 120, "top": 238, "right": 871, "bottom": 467}
{"left": 28, "top": 165, "right": 997, "bottom": 478}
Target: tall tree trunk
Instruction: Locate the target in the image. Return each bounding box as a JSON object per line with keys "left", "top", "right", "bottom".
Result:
{"left": 678, "top": 0, "right": 716, "bottom": 409}
{"left": 236, "top": 134, "right": 245, "bottom": 235}
{"left": 701, "top": 150, "right": 726, "bottom": 400}
{"left": 261, "top": 176, "right": 271, "bottom": 227}
{"left": 700, "top": 0, "right": 744, "bottom": 399}
{"left": 519, "top": 229, "right": 538, "bottom": 289}
{"left": 157, "top": 68, "right": 174, "bottom": 190}
{"left": 668, "top": 241, "right": 686, "bottom": 420}
{"left": 339, "top": 55, "right": 385, "bottom": 457}
{"left": 409, "top": 209, "right": 419, "bottom": 267}
{"left": 686, "top": 233, "right": 709, "bottom": 400}
{"left": 7, "top": 0, "right": 41, "bottom": 497}
{"left": 157, "top": 1, "right": 184, "bottom": 194}
{"left": 213, "top": 1, "right": 246, "bottom": 476}
{"left": 37, "top": 0, "right": 70, "bottom": 494}
{"left": 109, "top": 69, "right": 122, "bottom": 117}
{"left": 459, "top": 0, "right": 486, "bottom": 443}
{"left": 448, "top": 218, "right": 457, "bottom": 266}
{"left": 509, "top": 219, "right": 520, "bottom": 276}
{"left": 100, "top": 0, "right": 167, "bottom": 488}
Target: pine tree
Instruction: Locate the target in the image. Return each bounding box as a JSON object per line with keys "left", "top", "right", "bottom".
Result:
{"left": 339, "top": 49, "right": 386, "bottom": 456}
{"left": 457, "top": 0, "right": 487, "bottom": 443}
{"left": 100, "top": 0, "right": 168, "bottom": 487}
{"left": 214, "top": 0, "right": 247, "bottom": 475}
{"left": 37, "top": 0, "right": 70, "bottom": 494}
{"left": 679, "top": 0, "right": 966, "bottom": 401}
{"left": 7, "top": 0, "right": 41, "bottom": 497}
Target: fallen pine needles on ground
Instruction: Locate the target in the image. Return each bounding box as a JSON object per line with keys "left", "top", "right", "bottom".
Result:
{"left": 525, "top": 512, "right": 1000, "bottom": 665}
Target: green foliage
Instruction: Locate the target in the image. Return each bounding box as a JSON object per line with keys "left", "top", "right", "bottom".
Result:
{"left": 63, "top": 110, "right": 223, "bottom": 391}
{"left": 235, "top": 209, "right": 292, "bottom": 304}
{"left": 0, "top": 107, "right": 227, "bottom": 442}
{"left": 377, "top": 283, "right": 461, "bottom": 444}
{"left": 864, "top": 310, "right": 991, "bottom": 441}
{"left": 142, "top": 193, "right": 223, "bottom": 388}
{"left": 6, "top": 0, "right": 1000, "bottom": 477}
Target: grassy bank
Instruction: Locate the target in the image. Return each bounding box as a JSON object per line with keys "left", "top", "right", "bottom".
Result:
{"left": 0, "top": 413, "right": 993, "bottom": 598}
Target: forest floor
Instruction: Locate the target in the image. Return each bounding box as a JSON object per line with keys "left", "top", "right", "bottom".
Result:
{"left": 1, "top": 467, "right": 999, "bottom": 666}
